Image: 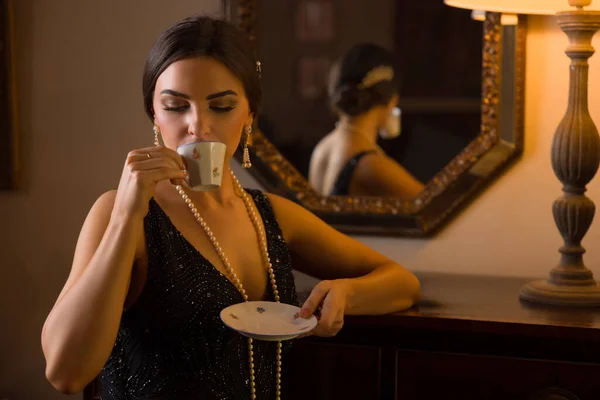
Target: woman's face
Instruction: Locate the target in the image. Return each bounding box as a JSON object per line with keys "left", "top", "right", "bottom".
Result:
{"left": 152, "top": 56, "right": 253, "bottom": 159}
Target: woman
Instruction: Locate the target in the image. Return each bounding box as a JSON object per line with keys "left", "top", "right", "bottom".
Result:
{"left": 309, "top": 43, "right": 424, "bottom": 198}
{"left": 41, "top": 16, "right": 420, "bottom": 400}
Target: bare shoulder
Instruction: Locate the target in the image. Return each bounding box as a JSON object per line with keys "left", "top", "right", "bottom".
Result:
{"left": 86, "top": 190, "right": 144, "bottom": 256}
{"left": 264, "top": 192, "right": 305, "bottom": 219}
{"left": 350, "top": 152, "right": 388, "bottom": 185}
{"left": 310, "top": 134, "right": 331, "bottom": 167}
{"left": 78, "top": 190, "right": 119, "bottom": 245}
{"left": 93, "top": 190, "right": 118, "bottom": 213}
{"left": 51, "top": 190, "right": 120, "bottom": 305}
{"left": 313, "top": 131, "right": 333, "bottom": 150}
{"left": 353, "top": 153, "right": 424, "bottom": 198}
{"left": 264, "top": 192, "right": 299, "bottom": 211}
{"left": 358, "top": 152, "right": 401, "bottom": 174}
{"left": 81, "top": 190, "right": 118, "bottom": 229}
{"left": 313, "top": 131, "right": 342, "bottom": 159}
{"left": 263, "top": 192, "right": 315, "bottom": 243}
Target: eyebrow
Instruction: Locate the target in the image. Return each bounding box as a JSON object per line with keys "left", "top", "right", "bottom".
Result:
{"left": 206, "top": 90, "right": 238, "bottom": 100}
{"left": 160, "top": 89, "right": 191, "bottom": 99}
{"left": 160, "top": 89, "right": 238, "bottom": 101}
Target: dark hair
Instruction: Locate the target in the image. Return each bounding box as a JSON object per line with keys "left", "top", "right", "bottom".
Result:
{"left": 328, "top": 43, "right": 399, "bottom": 117}
{"left": 142, "top": 15, "right": 261, "bottom": 120}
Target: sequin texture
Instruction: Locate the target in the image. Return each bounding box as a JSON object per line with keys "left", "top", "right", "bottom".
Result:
{"left": 100, "top": 189, "right": 299, "bottom": 400}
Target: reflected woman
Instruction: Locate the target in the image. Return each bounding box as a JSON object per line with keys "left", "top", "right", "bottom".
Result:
{"left": 309, "top": 43, "right": 424, "bottom": 198}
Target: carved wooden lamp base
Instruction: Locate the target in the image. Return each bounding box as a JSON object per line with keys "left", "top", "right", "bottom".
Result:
{"left": 519, "top": 2, "right": 600, "bottom": 307}
{"left": 520, "top": 279, "right": 600, "bottom": 307}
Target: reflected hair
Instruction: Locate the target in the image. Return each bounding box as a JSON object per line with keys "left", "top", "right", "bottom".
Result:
{"left": 142, "top": 15, "right": 261, "bottom": 120}
{"left": 328, "top": 43, "right": 399, "bottom": 117}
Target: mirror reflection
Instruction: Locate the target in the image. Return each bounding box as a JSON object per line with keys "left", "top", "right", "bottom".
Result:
{"left": 256, "top": 0, "right": 483, "bottom": 198}
{"left": 309, "top": 44, "right": 424, "bottom": 198}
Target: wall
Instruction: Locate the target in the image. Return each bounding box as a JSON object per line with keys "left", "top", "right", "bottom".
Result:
{"left": 2, "top": 3, "right": 600, "bottom": 400}
{"left": 0, "top": 1, "right": 222, "bottom": 399}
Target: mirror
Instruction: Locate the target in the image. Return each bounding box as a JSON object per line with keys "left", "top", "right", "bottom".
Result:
{"left": 226, "top": 0, "right": 526, "bottom": 236}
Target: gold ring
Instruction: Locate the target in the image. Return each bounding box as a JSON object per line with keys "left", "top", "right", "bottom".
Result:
{"left": 146, "top": 153, "right": 151, "bottom": 159}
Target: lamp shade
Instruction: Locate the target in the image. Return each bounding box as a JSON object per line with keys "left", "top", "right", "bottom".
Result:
{"left": 444, "top": 0, "right": 600, "bottom": 15}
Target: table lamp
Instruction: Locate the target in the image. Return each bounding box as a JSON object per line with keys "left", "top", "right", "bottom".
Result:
{"left": 445, "top": 0, "right": 600, "bottom": 306}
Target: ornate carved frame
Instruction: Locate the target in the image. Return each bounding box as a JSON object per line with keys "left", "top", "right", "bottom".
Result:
{"left": 230, "top": 1, "right": 526, "bottom": 237}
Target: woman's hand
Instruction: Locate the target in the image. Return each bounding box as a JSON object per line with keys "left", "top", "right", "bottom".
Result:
{"left": 298, "top": 280, "right": 351, "bottom": 338}
{"left": 112, "top": 145, "right": 187, "bottom": 221}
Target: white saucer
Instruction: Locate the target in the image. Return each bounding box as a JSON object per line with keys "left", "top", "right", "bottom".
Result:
{"left": 220, "top": 301, "right": 318, "bottom": 341}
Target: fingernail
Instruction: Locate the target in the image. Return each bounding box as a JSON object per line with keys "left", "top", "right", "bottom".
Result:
{"left": 300, "top": 308, "right": 309, "bottom": 318}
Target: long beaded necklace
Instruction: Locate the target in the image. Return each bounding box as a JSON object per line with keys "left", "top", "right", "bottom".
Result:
{"left": 174, "top": 169, "right": 282, "bottom": 400}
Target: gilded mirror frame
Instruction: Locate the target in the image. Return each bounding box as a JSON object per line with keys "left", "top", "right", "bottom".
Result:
{"left": 226, "top": 0, "right": 526, "bottom": 237}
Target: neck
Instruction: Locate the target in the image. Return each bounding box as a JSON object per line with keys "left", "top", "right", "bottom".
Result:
{"left": 181, "top": 164, "right": 241, "bottom": 209}
{"left": 337, "top": 112, "right": 381, "bottom": 144}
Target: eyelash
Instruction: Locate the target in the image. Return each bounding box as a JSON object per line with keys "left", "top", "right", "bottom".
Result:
{"left": 162, "top": 105, "right": 235, "bottom": 114}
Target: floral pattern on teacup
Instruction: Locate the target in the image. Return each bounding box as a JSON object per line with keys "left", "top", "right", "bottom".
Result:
{"left": 256, "top": 307, "right": 265, "bottom": 313}
{"left": 212, "top": 167, "right": 220, "bottom": 178}
{"left": 192, "top": 147, "right": 200, "bottom": 160}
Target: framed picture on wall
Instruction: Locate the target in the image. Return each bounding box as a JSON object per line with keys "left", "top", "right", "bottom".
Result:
{"left": 0, "top": 0, "right": 18, "bottom": 190}
{"left": 295, "top": 0, "right": 335, "bottom": 42}
{"left": 297, "top": 56, "right": 331, "bottom": 99}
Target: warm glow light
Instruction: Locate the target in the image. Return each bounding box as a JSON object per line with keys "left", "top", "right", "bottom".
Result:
{"left": 445, "top": 0, "right": 600, "bottom": 15}
{"left": 501, "top": 14, "right": 519, "bottom": 25}
{"left": 470, "top": 10, "right": 518, "bottom": 25}
{"left": 471, "top": 9, "right": 486, "bottom": 21}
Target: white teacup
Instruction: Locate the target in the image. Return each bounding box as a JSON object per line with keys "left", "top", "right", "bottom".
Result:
{"left": 176, "top": 141, "right": 227, "bottom": 191}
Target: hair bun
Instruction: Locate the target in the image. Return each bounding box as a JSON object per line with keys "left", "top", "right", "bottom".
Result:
{"left": 327, "top": 43, "right": 399, "bottom": 117}
{"left": 332, "top": 84, "right": 374, "bottom": 117}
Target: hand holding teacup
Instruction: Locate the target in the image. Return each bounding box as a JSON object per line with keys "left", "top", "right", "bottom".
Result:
{"left": 114, "top": 145, "right": 187, "bottom": 221}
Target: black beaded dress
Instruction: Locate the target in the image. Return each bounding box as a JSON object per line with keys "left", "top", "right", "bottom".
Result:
{"left": 100, "top": 189, "right": 299, "bottom": 400}
{"left": 330, "top": 150, "right": 377, "bottom": 196}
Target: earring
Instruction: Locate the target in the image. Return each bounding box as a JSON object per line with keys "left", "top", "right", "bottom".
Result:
{"left": 256, "top": 61, "right": 262, "bottom": 79}
{"left": 153, "top": 124, "right": 160, "bottom": 147}
{"left": 242, "top": 125, "right": 252, "bottom": 169}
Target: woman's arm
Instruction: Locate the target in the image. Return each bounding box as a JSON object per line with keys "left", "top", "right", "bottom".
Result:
{"left": 41, "top": 191, "right": 143, "bottom": 394}
{"left": 352, "top": 154, "right": 424, "bottom": 199}
{"left": 42, "top": 146, "right": 187, "bottom": 394}
{"left": 265, "top": 194, "right": 420, "bottom": 335}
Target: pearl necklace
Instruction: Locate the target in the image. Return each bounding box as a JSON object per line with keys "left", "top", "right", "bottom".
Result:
{"left": 174, "top": 170, "right": 282, "bottom": 400}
